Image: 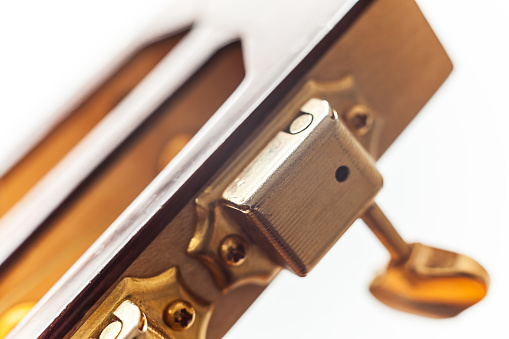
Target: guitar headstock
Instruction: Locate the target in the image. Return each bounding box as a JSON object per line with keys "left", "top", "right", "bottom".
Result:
{"left": 0, "top": 0, "right": 493, "bottom": 338}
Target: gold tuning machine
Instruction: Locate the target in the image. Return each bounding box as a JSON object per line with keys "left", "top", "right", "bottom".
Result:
{"left": 72, "top": 267, "right": 213, "bottom": 339}
{"left": 191, "top": 96, "right": 489, "bottom": 318}
{"left": 70, "top": 95, "right": 488, "bottom": 339}
{"left": 362, "top": 203, "right": 489, "bottom": 318}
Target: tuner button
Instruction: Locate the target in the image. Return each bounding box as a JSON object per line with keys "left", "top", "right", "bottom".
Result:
{"left": 369, "top": 243, "right": 489, "bottom": 318}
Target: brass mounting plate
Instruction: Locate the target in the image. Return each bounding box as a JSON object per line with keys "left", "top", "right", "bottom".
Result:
{"left": 72, "top": 267, "right": 213, "bottom": 339}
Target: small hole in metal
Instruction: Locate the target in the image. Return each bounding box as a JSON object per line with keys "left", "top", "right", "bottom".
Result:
{"left": 335, "top": 166, "right": 350, "bottom": 182}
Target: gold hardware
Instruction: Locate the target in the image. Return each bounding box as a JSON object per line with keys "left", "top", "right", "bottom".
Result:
{"left": 362, "top": 203, "right": 489, "bottom": 318}
{"left": 0, "top": 302, "right": 36, "bottom": 339}
{"left": 99, "top": 321, "right": 123, "bottom": 339}
{"left": 188, "top": 192, "right": 281, "bottom": 291}
{"left": 219, "top": 235, "right": 248, "bottom": 267}
{"left": 164, "top": 300, "right": 196, "bottom": 331}
{"left": 188, "top": 90, "right": 488, "bottom": 317}
{"left": 99, "top": 300, "right": 149, "bottom": 339}
{"left": 343, "top": 104, "right": 374, "bottom": 137}
{"left": 362, "top": 203, "right": 411, "bottom": 262}
{"left": 0, "top": 43, "right": 244, "bottom": 325}
{"left": 0, "top": 0, "right": 462, "bottom": 334}
{"left": 188, "top": 78, "right": 380, "bottom": 290}
{"left": 222, "top": 98, "right": 382, "bottom": 275}
{"left": 72, "top": 267, "right": 212, "bottom": 339}
{"left": 288, "top": 113, "right": 313, "bottom": 134}
{"left": 298, "top": 77, "right": 382, "bottom": 157}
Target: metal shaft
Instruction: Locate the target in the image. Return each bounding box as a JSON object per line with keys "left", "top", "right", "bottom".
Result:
{"left": 362, "top": 203, "right": 412, "bottom": 262}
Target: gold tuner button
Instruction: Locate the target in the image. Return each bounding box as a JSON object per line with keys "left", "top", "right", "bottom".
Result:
{"left": 362, "top": 203, "right": 489, "bottom": 318}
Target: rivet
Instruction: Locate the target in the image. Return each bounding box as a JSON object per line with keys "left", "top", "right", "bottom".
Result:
{"left": 99, "top": 321, "right": 122, "bottom": 339}
{"left": 289, "top": 113, "right": 313, "bottom": 134}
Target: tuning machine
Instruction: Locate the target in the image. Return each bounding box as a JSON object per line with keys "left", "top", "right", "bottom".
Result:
{"left": 189, "top": 95, "right": 489, "bottom": 318}
{"left": 363, "top": 204, "right": 488, "bottom": 317}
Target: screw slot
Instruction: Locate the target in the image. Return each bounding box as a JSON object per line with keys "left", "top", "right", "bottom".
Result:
{"left": 344, "top": 105, "right": 374, "bottom": 136}
{"left": 220, "top": 235, "right": 248, "bottom": 266}
{"left": 351, "top": 113, "right": 369, "bottom": 129}
{"left": 335, "top": 166, "right": 350, "bottom": 182}
{"left": 164, "top": 300, "right": 196, "bottom": 331}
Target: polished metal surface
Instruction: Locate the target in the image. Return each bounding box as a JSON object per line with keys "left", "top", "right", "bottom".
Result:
{"left": 288, "top": 113, "right": 313, "bottom": 134}
{"left": 6, "top": 0, "right": 358, "bottom": 337}
{"left": 99, "top": 301, "right": 149, "bottom": 339}
{"left": 72, "top": 267, "right": 212, "bottom": 339}
{"left": 362, "top": 203, "right": 411, "bottom": 262}
{"left": 361, "top": 203, "right": 489, "bottom": 317}
{"left": 3, "top": 0, "right": 501, "bottom": 337}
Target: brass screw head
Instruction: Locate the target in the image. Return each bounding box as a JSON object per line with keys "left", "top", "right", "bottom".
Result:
{"left": 219, "top": 235, "right": 248, "bottom": 266}
{"left": 164, "top": 300, "right": 196, "bottom": 331}
{"left": 344, "top": 104, "right": 374, "bottom": 136}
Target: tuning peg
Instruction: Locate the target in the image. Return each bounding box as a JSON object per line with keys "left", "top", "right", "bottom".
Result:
{"left": 361, "top": 203, "right": 489, "bottom": 318}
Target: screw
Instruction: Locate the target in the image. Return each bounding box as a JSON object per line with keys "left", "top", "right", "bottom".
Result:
{"left": 164, "top": 300, "right": 196, "bottom": 331}
{"left": 344, "top": 104, "right": 374, "bottom": 136}
{"left": 219, "top": 235, "right": 248, "bottom": 266}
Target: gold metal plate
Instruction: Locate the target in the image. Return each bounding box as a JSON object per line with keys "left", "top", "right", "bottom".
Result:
{"left": 72, "top": 267, "right": 212, "bottom": 339}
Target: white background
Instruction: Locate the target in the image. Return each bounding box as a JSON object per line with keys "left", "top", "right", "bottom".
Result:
{"left": 0, "top": 1, "right": 508, "bottom": 338}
